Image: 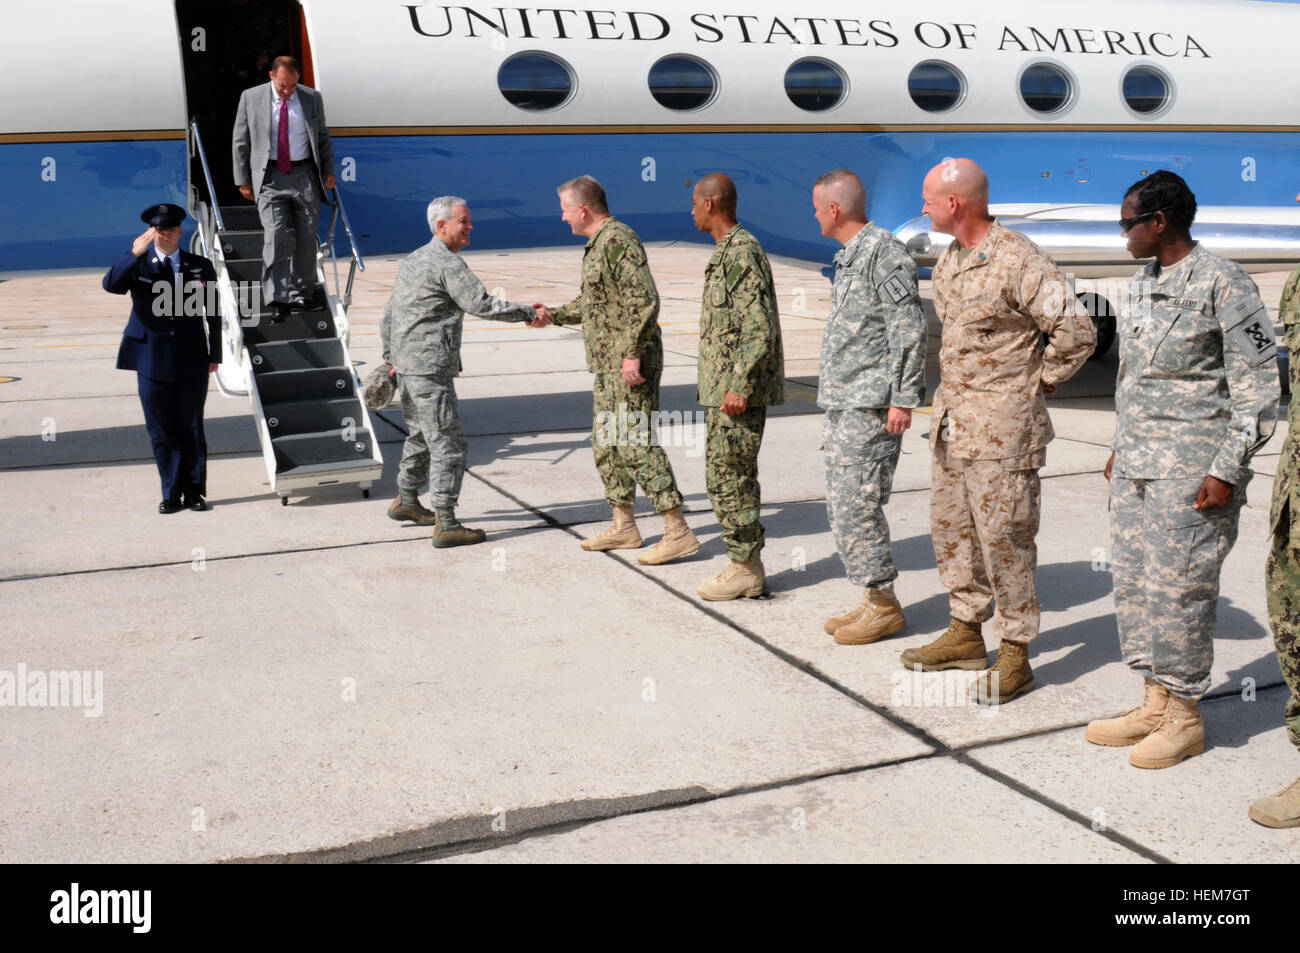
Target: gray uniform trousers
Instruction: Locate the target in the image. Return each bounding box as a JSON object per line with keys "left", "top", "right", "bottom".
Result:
{"left": 397, "top": 373, "right": 467, "bottom": 508}
{"left": 257, "top": 164, "right": 320, "bottom": 305}
{"left": 823, "top": 407, "right": 903, "bottom": 588}
{"left": 1110, "top": 474, "right": 1244, "bottom": 699}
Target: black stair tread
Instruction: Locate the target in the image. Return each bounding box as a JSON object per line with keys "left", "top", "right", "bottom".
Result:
{"left": 271, "top": 427, "right": 375, "bottom": 471}
{"left": 242, "top": 310, "right": 337, "bottom": 344}
{"left": 248, "top": 338, "right": 346, "bottom": 371}
{"left": 271, "top": 426, "right": 372, "bottom": 444}
{"left": 275, "top": 459, "right": 383, "bottom": 479}
{"left": 217, "top": 206, "right": 262, "bottom": 228}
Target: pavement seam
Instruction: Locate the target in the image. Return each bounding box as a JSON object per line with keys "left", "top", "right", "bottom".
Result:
{"left": 464, "top": 466, "right": 1177, "bottom": 865}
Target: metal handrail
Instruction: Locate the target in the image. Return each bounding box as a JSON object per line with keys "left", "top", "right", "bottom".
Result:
{"left": 188, "top": 119, "right": 224, "bottom": 233}
{"left": 332, "top": 187, "right": 364, "bottom": 273}
{"left": 324, "top": 186, "right": 364, "bottom": 309}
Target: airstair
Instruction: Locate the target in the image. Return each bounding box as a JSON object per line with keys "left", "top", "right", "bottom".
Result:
{"left": 186, "top": 120, "right": 383, "bottom": 505}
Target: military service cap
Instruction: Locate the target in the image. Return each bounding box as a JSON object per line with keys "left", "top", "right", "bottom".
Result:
{"left": 141, "top": 203, "right": 187, "bottom": 229}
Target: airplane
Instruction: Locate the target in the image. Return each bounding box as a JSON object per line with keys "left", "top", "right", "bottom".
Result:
{"left": 5, "top": 0, "right": 1300, "bottom": 360}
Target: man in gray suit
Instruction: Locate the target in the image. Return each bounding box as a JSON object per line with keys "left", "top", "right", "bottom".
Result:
{"left": 232, "top": 55, "right": 336, "bottom": 317}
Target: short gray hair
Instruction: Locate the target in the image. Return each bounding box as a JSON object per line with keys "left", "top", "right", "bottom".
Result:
{"left": 557, "top": 175, "right": 609, "bottom": 216}
{"left": 813, "top": 169, "right": 867, "bottom": 219}
{"left": 427, "top": 195, "right": 467, "bottom": 234}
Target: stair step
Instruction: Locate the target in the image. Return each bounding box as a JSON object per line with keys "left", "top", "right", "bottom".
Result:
{"left": 243, "top": 307, "right": 336, "bottom": 345}
{"left": 223, "top": 257, "right": 262, "bottom": 284}
{"left": 215, "top": 229, "right": 264, "bottom": 260}
{"left": 218, "top": 206, "right": 262, "bottom": 231}
{"left": 272, "top": 428, "right": 374, "bottom": 472}
{"left": 249, "top": 338, "right": 345, "bottom": 372}
{"left": 264, "top": 397, "right": 367, "bottom": 437}
{"left": 256, "top": 366, "right": 356, "bottom": 404}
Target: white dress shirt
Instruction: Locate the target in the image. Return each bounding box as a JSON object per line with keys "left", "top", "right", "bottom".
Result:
{"left": 269, "top": 89, "right": 310, "bottom": 162}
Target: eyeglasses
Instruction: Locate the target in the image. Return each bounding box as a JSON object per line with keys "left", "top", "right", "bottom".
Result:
{"left": 1118, "top": 207, "right": 1169, "bottom": 232}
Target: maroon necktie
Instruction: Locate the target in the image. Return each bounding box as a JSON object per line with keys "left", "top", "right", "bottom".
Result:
{"left": 277, "top": 96, "right": 290, "bottom": 174}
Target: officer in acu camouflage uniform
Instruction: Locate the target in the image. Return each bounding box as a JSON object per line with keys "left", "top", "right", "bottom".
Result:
{"left": 913, "top": 158, "right": 1095, "bottom": 704}
{"left": 1086, "top": 171, "right": 1279, "bottom": 769}
{"left": 690, "top": 173, "right": 785, "bottom": 600}
{"left": 811, "top": 169, "right": 927, "bottom": 644}
{"left": 1254, "top": 261, "right": 1300, "bottom": 826}
{"left": 381, "top": 196, "right": 542, "bottom": 547}
{"left": 543, "top": 175, "right": 698, "bottom": 561}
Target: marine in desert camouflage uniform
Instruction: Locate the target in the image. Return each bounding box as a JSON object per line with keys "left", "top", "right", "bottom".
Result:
{"left": 690, "top": 173, "right": 786, "bottom": 600}
{"left": 1250, "top": 254, "right": 1300, "bottom": 824}
{"left": 1085, "top": 171, "right": 1278, "bottom": 770}
{"left": 811, "top": 170, "right": 928, "bottom": 646}
{"left": 542, "top": 175, "right": 696, "bottom": 559}
{"left": 910, "top": 158, "right": 1095, "bottom": 704}
{"left": 381, "top": 196, "right": 541, "bottom": 547}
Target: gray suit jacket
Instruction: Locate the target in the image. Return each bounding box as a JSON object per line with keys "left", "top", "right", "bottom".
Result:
{"left": 232, "top": 82, "right": 335, "bottom": 195}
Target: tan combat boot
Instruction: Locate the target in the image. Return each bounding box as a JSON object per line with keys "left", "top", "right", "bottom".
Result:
{"left": 387, "top": 493, "right": 438, "bottom": 526}
{"left": 697, "top": 556, "right": 765, "bottom": 601}
{"left": 637, "top": 508, "right": 700, "bottom": 565}
{"left": 833, "top": 586, "right": 906, "bottom": 645}
{"left": 1249, "top": 777, "right": 1300, "bottom": 829}
{"left": 431, "top": 508, "right": 486, "bottom": 548}
{"left": 899, "top": 618, "right": 988, "bottom": 671}
{"left": 824, "top": 599, "right": 865, "bottom": 636}
{"left": 970, "top": 640, "right": 1035, "bottom": 705}
{"left": 1129, "top": 693, "right": 1204, "bottom": 769}
{"left": 580, "top": 505, "right": 642, "bottom": 551}
{"left": 1085, "top": 678, "right": 1169, "bottom": 746}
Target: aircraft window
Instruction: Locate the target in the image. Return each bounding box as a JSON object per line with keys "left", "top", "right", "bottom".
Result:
{"left": 1123, "top": 66, "right": 1172, "bottom": 115}
{"left": 785, "top": 58, "right": 847, "bottom": 112}
{"left": 1019, "top": 63, "right": 1073, "bottom": 114}
{"left": 498, "top": 52, "right": 575, "bottom": 111}
{"left": 907, "top": 61, "right": 965, "bottom": 113}
{"left": 648, "top": 55, "right": 717, "bottom": 111}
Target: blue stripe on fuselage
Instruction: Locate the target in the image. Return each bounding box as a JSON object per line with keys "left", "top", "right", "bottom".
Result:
{"left": 2, "top": 130, "right": 1296, "bottom": 272}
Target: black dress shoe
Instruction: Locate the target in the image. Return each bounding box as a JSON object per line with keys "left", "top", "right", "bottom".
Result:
{"left": 159, "top": 499, "right": 183, "bottom": 515}
{"left": 183, "top": 494, "right": 210, "bottom": 512}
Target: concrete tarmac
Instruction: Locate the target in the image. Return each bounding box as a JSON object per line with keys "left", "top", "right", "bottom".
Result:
{"left": 0, "top": 243, "right": 1296, "bottom": 864}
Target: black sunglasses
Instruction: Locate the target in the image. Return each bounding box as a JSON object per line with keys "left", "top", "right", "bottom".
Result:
{"left": 1118, "top": 206, "right": 1169, "bottom": 231}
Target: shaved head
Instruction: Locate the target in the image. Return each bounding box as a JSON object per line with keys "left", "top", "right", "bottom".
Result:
{"left": 695, "top": 173, "right": 737, "bottom": 219}
{"left": 813, "top": 169, "right": 867, "bottom": 221}
{"left": 923, "top": 158, "right": 989, "bottom": 211}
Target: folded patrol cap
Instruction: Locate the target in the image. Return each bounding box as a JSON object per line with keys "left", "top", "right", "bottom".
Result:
{"left": 141, "top": 203, "right": 187, "bottom": 229}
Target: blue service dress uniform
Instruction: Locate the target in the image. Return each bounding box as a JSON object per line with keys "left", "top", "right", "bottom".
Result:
{"left": 102, "top": 247, "right": 221, "bottom": 503}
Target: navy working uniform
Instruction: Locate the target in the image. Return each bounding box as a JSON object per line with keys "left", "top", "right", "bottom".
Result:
{"left": 103, "top": 204, "right": 221, "bottom": 510}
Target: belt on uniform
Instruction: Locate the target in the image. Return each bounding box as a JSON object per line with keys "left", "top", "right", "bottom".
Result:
{"left": 267, "top": 158, "right": 312, "bottom": 169}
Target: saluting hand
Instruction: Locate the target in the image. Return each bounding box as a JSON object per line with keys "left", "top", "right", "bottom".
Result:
{"left": 132, "top": 228, "right": 157, "bottom": 258}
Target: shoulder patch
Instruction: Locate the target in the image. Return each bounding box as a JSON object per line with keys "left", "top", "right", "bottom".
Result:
{"left": 875, "top": 263, "right": 914, "bottom": 305}
{"left": 1227, "top": 307, "right": 1278, "bottom": 366}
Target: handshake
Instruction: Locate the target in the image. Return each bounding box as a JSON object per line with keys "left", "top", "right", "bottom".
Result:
{"left": 528, "top": 304, "right": 555, "bottom": 328}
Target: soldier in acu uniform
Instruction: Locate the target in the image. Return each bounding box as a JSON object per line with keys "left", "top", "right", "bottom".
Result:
{"left": 811, "top": 169, "right": 927, "bottom": 644}
{"left": 1254, "top": 262, "right": 1300, "bottom": 825}
{"left": 543, "top": 175, "right": 698, "bottom": 562}
{"left": 381, "top": 196, "right": 542, "bottom": 547}
{"left": 690, "top": 173, "right": 785, "bottom": 600}
{"left": 912, "top": 158, "right": 1095, "bottom": 703}
{"left": 1086, "top": 171, "right": 1279, "bottom": 769}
